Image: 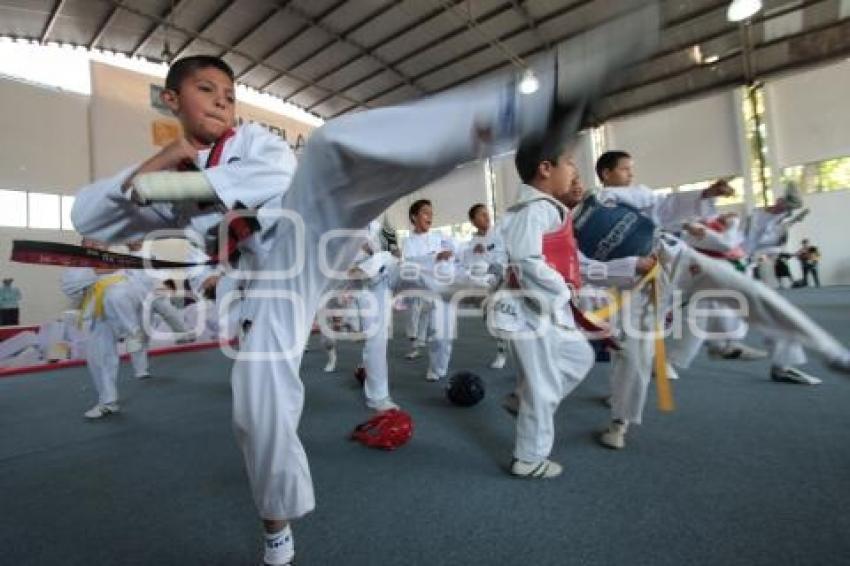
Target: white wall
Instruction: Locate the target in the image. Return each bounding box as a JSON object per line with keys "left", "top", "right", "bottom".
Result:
{"left": 765, "top": 59, "right": 850, "bottom": 168}
{"left": 0, "top": 63, "right": 319, "bottom": 328}
{"left": 0, "top": 78, "right": 90, "bottom": 192}
{"left": 787, "top": 189, "right": 850, "bottom": 286}
{"left": 604, "top": 91, "right": 744, "bottom": 188}
{"left": 384, "top": 160, "right": 489, "bottom": 230}
{"left": 0, "top": 227, "right": 81, "bottom": 324}
{"left": 491, "top": 152, "right": 522, "bottom": 217}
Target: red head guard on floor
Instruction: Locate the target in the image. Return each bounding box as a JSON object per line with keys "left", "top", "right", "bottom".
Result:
{"left": 351, "top": 409, "right": 413, "bottom": 451}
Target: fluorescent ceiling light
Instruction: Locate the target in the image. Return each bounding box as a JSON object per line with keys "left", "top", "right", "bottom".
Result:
{"left": 518, "top": 68, "right": 539, "bottom": 94}
{"left": 727, "top": 0, "right": 763, "bottom": 22}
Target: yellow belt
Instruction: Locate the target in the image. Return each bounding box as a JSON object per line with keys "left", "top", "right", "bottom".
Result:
{"left": 585, "top": 264, "right": 674, "bottom": 412}
{"left": 78, "top": 274, "right": 126, "bottom": 327}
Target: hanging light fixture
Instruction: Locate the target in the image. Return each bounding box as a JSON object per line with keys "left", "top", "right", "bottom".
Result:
{"left": 518, "top": 68, "right": 540, "bottom": 94}
{"left": 727, "top": 0, "right": 763, "bottom": 22}
{"left": 161, "top": 0, "right": 175, "bottom": 62}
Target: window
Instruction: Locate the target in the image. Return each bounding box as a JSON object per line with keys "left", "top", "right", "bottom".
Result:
{"left": 28, "top": 193, "right": 61, "bottom": 229}
{"left": 61, "top": 195, "right": 75, "bottom": 231}
{"left": 0, "top": 190, "right": 72, "bottom": 230}
{"left": 742, "top": 86, "right": 774, "bottom": 206}
{"left": 448, "top": 222, "right": 475, "bottom": 243}
{"left": 0, "top": 189, "right": 27, "bottom": 227}
{"left": 782, "top": 157, "right": 850, "bottom": 194}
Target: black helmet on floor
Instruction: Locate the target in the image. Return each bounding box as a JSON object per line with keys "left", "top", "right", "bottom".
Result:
{"left": 446, "top": 371, "right": 485, "bottom": 407}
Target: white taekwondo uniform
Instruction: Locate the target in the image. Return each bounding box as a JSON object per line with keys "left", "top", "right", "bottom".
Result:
{"left": 493, "top": 185, "right": 595, "bottom": 463}
{"left": 71, "top": 65, "right": 563, "bottom": 520}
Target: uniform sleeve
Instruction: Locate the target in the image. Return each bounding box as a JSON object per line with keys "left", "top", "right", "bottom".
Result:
{"left": 203, "top": 124, "right": 296, "bottom": 210}
{"left": 687, "top": 221, "right": 744, "bottom": 252}
{"left": 601, "top": 185, "right": 715, "bottom": 229}
{"left": 579, "top": 252, "right": 638, "bottom": 288}
{"left": 487, "top": 231, "right": 509, "bottom": 271}
{"left": 184, "top": 243, "right": 222, "bottom": 296}
{"left": 654, "top": 190, "right": 716, "bottom": 229}
{"left": 61, "top": 268, "right": 97, "bottom": 305}
{"left": 71, "top": 166, "right": 182, "bottom": 243}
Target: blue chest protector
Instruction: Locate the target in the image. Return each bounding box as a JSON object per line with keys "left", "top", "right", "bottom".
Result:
{"left": 572, "top": 194, "right": 656, "bottom": 261}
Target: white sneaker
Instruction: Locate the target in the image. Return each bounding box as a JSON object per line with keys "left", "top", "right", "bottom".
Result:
{"left": 135, "top": 373, "right": 152, "bottom": 380}
{"left": 489, "top": 353, "right": 507, "bottom": 369}
{"left": 124, "top": 332, "right": 145, "bottom": 354}
{"left": 367, "top": 397, "right": 400, "bottom": 412}
{"left": 510, "top": 458, "right": 563, "bottom": 479}
{"left": 323, "top": 349, "right": 337, "bottom": 373}
{"left": 501, "top": 392, "right": 519, "bottom": 417}
{"left": 654, "top": 362, "right": 679, "bottom": 380}
{"left": 771, "top": 366, "right": 822, "bottom": 385}
{"left": 263, "top": 524, "right": 294, "bottom": 566}
{"left": 84, "top": 403, "right": 120, "bottom": 419}
{"left": 668, "top": 363, "right": 680, "bottom": 380}
{"left": 710, "top": 342, "right": 768, "bottom": 361}
{"left": 425, "top": 368, "right": 442, "bottom": 382}
{"left": 405, "top": 348, "right": 422, "bottom": 360}
{"left": 599, "top": 420, "right": 628, "bottom": 450}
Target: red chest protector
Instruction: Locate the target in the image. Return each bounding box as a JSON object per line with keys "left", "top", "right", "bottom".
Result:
{"left": 542, "top": 213, "right": 582, "bottom": 290}
{"left": 699, "top": 218, "right": 745, "bottom": 260}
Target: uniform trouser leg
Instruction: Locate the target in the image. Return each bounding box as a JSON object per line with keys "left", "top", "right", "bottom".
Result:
{"left": 674, "top": 247, "right": 848, "bottom": 364}
{"left": 416, "top": 299, "right": 431, "bottom": 344}
{"left": 86, "top": 322, "right": 120, "bottom": 405}
{"left": 408, "top": 297, "right": 432, "bottom": 346}
{"left": 37, "top": 322, "right": 65, "bottom": 359}
{"left": 509, "top": 325, "right": 594, "bottom": 462}
{"left": 231, "top": 69, "right": 559, "bottom": 520}
{"left": 151, "top": 295, "right": 187, "bottom": 333}
{"left": 768, "top": 338, "right": 806, "bottom": 367}
{"left": 427, "top": 299, "right": 456, "bottom": 377}
{"left": 705, "top": 301, "right": 749, "bottom": 349}
{"left": 406, "top": 298, "right": 421, "bottom": 341}
{"left": 0, "top": 331, "right": 38, "bottom": 361}
{"left": 318, "top": 325, "right": 335, "bottom": 351}
{"left": 667, "top": 299, "right": 749, "bottom": 368}
{"left": 609, "top": 293, "right": 655, "bottom": 425}
{"left": 360, "top": 280, "right": 392, "bottom": 406}
{"left": 610, "top": 334, "right": 655, "bottom": 424}
{"left": 130, "top": 344, "right": 149, "bottom": 377}
{"left": 102, "top": 284, "right": 142, "bottom": 339}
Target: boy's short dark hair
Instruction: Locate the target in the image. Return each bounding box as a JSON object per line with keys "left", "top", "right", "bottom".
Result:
{"left": 595, "top": 150, "right": 631, "bottom": 182}
{"left": 514, "top": 137, "right": 570, "bottom": 184}
{"left": 409, "top": 199, "right": 432, "bottom": 223}
{"left": 468, "top": 203, "right": 487, "bottom": 221}
{"left": 165, "top": 56, "right": 235, "bottom": 92}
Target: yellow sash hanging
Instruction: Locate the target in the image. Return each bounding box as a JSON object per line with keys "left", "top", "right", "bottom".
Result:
{"left": 585, "top": 264, "right": 675, "bottom": 412}
{"left": 78, "top": 274, "right": 127, "bottom": 328}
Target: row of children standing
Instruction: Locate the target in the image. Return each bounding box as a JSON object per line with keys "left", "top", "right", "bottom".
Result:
{"left": 64, "top": 37, "right": 850, "bottom": 566}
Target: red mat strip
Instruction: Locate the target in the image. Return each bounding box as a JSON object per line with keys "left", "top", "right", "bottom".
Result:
{"left": 0, "top": 340, "right": 231, "bottom": 379}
